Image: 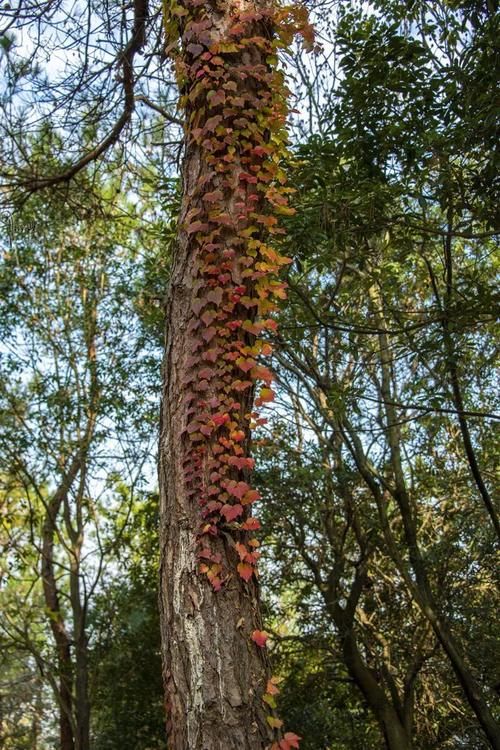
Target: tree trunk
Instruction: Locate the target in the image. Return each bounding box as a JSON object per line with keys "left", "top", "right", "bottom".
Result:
{"left": 72, "top": 562, "right": 90, "bottom": 750}
{"left": 326, "top": 567, "right": 413, "bottom": 750}
{"left": 340, "top": 630, "right": 412, "bottom": 750}
{"left": 158, "top": 184, "right": 273, "bottom": 746}
{"left": 159, "top": 1, "right": 290, "bottom": 748}
{"left": 41, "top": 459, "right": 82, "bottom": 750}
{"left": 441, "top": 215, "right": 500, "bottom": 541}
{"left": 369, "top": 284, "right": 500, "bottom": 750}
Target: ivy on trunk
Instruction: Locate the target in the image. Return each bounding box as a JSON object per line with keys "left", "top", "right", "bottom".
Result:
{"left": 158, "top": 1, "right": 310, "bottom": 748}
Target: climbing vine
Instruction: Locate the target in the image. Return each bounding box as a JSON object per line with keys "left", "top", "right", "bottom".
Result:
{"left": 166, "top": 1, "right": 312, "bottom": 746}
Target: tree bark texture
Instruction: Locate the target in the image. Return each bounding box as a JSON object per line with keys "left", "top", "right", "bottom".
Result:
{"left": 158, "top": 1, "right": 291, "bottom": 748}
{"left": 158, "top": 179, "right": 273, "bottom": 746}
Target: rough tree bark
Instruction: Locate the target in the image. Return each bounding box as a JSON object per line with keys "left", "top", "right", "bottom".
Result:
{"left": 158, "top": 1, "right": 292, "bottom": 748}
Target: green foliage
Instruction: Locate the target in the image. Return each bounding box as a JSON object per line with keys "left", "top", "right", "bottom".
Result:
{"left": 89, "top": 499, "right": 166, "bottom": 750}
{"left": 0, "top": 165, "right": 165, "bottom": 747}
{"left": 277, "top": 653, "right": 381, "bottom": 750}
{"left": 250, "top": 2, "right": 499, "bottom": 746}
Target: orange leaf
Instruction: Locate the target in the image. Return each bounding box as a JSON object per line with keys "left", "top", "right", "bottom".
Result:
{"left": 237, "top": 562, "right": 254, "bottom": 582}
{"left": 230, "top": 430, "right": 245, "bottom": 442}
{"left": 266, "top": 679, "right": 280, "bottom": 696}
{"left": 241, "top": 517, "right": 260, "bottom": 531}
{"left": 242, "top": 489, "right": 260, "bottom": 505}
{"left": 251, "top": 364, "right": 273, "bottom": 383}
{"left": 251, "top": 630, "right": 268, "bottom": 647}
{"left": 236, "top": 356, "right": 256, "bottom": 373}
{"left": 259, "top": 387, "right": 274, "bottom": 403}
{"left": 235, "top": 542, "right": 248, "bottom": 561}
{"left": 209, "top": 576, "right": 222, "bottom": 591}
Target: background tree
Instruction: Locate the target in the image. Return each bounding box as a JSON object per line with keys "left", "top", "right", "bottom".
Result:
{"left": 89, "top": 495, "right": 166, "bottom": 750}
{"left": 253, "top": 1, "right": 499, "bottom": 747}
{"left": 0, "top": 183, "right": 159, "bottom": 750}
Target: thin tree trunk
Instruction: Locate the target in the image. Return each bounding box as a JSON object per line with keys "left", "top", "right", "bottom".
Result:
{"left": 340, "top": 629, "right": 412, "bottom": 750}
{"left": 159, "top": 238, "right": 272, "bottom": 749}
{"left": 326, "top": 563, "right": 412, "bottom": 750}
{"left": 441, "top": 215, "right": 500, "bottom": 541}
{"left": 71, "top": 559, "right": 90, "bottom": 750}
{"left": 369, "top": 283, "right": 500, "bottom": 750}
{"left": 41, "top": 457, "right": 81, "bottom": 750}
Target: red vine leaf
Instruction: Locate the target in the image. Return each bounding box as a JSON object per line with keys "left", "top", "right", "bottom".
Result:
{"left": 186, "top": 220, "right": 209, "bottom": 234}
{"left": 201, "top": 326, "right": 217, "bottom": 343}
{"left": 242, "top": 489, "right": 260, "bottom": 505}
{"left": 228, "top": 456, "right": 255, "bottom": 470}
{"left": 237, "top": 562, "right": 254, "bottom": 582}
{"left": 283, "top": 732, "right": 301, "bottom": 748}
{"left": 198, "top": 367, "right": 215, "bottom": 380}
{"left": 202, "top": 347, "right": 221, "bottom": 363}
{"left": 236, "top": 356, "right": 256, "bottom": 373}
{"left": 211, "top": 212, "right": 234, "bottom": 226}
{"left": 205, "top": 114, "right": 223, "bottom": 131}
{"left": 212, "top": 412, "right": 230, "bottom": 426}
{"left": 232, "top": 379, "right": 252, "bottom": 392}
{"left": 251, "top": 630, "right": 268, "bottom": 647}
{"left": 208, "top": 89, "right": 226, "bottom": 106}
{"left": 201, "top": 309, "right": 217, "bottom": 327}
{"left": 203, "top": 188, "right": 224, "bottom": 203}
{"left": 206, "top": 288, "right": 224, "bottom": 305}
{"left": 221, "top": 503, "right": 244, "bottom": 522}
{"left": 227, "top": 480, "right": 251, "bottom": 499}
{"left": 241, "top": 517, "right": 260, "bottom": 531}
